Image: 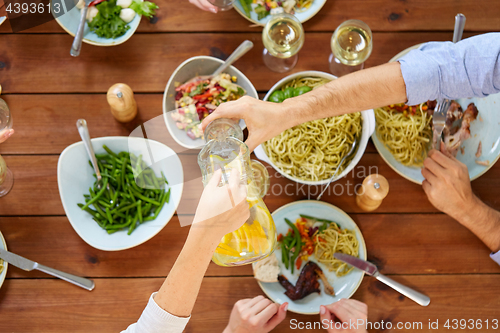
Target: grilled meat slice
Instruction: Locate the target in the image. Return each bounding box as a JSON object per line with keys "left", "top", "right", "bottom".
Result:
{"left": 443, "top": 103, "right": 479, "bottom": 157}
{"left": 278, "top": 262, "right": 321, "bottom": 301}
{"left": 314, "top": 267, "right": 335, "bottom": 296}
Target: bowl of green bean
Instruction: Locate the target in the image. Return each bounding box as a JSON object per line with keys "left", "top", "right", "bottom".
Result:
{"left": 57, "top": 136, "right": 184, "bottom": 251}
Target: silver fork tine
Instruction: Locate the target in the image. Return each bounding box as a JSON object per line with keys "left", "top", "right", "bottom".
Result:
{"left": 432, "top": 99, "right": 450, "bottom": 149}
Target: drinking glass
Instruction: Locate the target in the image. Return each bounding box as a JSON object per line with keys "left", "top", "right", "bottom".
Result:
{"left": 0, "top": 98, "right": 13, "bottom": 197}
{"left": 329, "top": 19, "right": 373, "bottom": 76}
{"left": 207, "top": 0, "right": 235, "bottom": 11}
{"left": 262, "top": 11, "right": 305, "bottom": 73}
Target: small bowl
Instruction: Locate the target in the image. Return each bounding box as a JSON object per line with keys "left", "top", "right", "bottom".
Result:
{"left": 52, "top": 0, "right": 141, "bottom": 46}
{"left": 57, "top": 137, "right": 183, "bottom": 251}
{"left": 254, "top": 71, "right": 375, "bottom": 186}
{"left": 163, "top": 56, "right": 258, "bottom": 150}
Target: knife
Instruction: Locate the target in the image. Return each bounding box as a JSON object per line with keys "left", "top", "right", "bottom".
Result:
{"left": 334, "top": 253, "right": 430, "bottom": 306}
{"left": 0, "top": 248, "right": 95, "bottom": 291}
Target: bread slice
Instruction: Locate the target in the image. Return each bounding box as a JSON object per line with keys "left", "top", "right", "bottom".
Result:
{"left": 253, "top": 253, "right": 280, "bottom": 283}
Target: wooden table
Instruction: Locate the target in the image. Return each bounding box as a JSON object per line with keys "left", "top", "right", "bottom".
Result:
{"left": 0, "top": 1, "right": 499, "bottom": 331}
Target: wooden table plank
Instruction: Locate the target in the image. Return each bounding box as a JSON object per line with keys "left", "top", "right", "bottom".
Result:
{"left": 1, "top": 154, "right": 499, "bottom": 216}
{"left": 0, "top": 93, "right": 378, "bottom": 156}
{"left": 0, "top": 214, "right": 498, "bottom": 279}
{"left": 1, "top": 0, "right": 499, "bottom": 33}
{"left": 0, "top": 275, "right": 499, "bottom": 332}
{"left": 0, "top": 32, "right": 482, "bottom": 94}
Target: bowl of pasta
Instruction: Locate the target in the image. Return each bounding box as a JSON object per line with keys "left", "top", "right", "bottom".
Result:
{"left": 254, "top": 71, "right": 375, "bottom": 185}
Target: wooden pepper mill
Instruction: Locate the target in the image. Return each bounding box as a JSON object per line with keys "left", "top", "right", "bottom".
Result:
{"left": 356, "top": 174, "right": 389, "bottom": 212}
{"left": 107, "top": 83, "right": 137, "bottom": 122}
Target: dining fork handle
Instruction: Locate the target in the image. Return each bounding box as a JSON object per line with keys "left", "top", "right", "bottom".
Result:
{"left": 70, "top": 5, "right": 89, "bottom": 57}
{"left": 35, "top": 264, "right": 95, "bottom": 291}
{"left": 375, "top": 273, "right": 430, "bottom": 306}
{"left": 76, "top": 119, "right": 102, "bottom": 181}
{"left": 212, "top": 40, "right": 254, "bottom": 77}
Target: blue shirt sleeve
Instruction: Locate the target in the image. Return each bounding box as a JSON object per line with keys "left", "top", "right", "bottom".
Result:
{"left": 398, "top": 33, "right": 500, "bottom": 105}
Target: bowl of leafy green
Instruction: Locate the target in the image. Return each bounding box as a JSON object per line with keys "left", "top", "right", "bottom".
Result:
{"left": 52, "top": 0, "right": 158, "bottom": 46}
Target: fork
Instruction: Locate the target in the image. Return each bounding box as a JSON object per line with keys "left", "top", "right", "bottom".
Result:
{"left": 432, "top": 14, "right": 466, "bottom": 149}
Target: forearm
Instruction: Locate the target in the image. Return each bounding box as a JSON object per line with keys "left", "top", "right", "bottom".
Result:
{"left": 154, "top": 228, "right": 220, "bottom": 317}
{"left": 281, "top": 62, "right": 407, "bottom": 128}
{"left": 456, "top": 196, "right": 500, "bottom": 253}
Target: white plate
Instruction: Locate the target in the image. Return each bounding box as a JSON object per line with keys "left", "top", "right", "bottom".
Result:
{"left": 254, "top": 71, "right": 375, "bottom": 186}
{"left": 233, "top": 0, "right": 327, "bottom": 26}
{"left": 371, "top": 44, "right": 500, "bottom": 184}
{"left": 57, "top": 137, "right": 183, "bottom": 251}
{"left": 52, "top": 0, "right": 141, "bottom": 46}
{"left": 254, "top": 200, "right": 366, "bottom": 315}
{"left": 163, "top": 56, "right": 257, "bottom": 150}
{"left": 0, "top": 231, "right": 8, "bottom": 290}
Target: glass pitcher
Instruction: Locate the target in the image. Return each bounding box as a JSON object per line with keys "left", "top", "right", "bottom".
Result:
{"left": 198, "top": 119, "right": 277, "bottom": 266}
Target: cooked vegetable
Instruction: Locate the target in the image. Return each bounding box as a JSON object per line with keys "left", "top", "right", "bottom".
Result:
{"left": 268, "top": 86, "right": 312, "bottom": 103}
{"left": 88, "top": 0, "right": 130, "bottom": 39}
{"left": 129, "top": 0, "right": 158, "bottom": 18}
{"left": 79, "top": 145, "right": 170, "bottom": 235}
{"left": 239, "top": 0, "right": 252, "bottom": 17}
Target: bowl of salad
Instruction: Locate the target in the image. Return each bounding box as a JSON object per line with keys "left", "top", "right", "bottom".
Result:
{"left": 52, "top": 0, "right": 158, "bottom": 46}
{"left": 234, "top": 0, "right": 327, "bottom": 26}
{"left": 163, "top": 56, "right": 258, "bottom": 150}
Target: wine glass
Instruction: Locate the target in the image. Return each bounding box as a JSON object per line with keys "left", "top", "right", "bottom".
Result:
{"left": 329, "top": 19, "right": 373, "bottom": 76}
{"left": 0, "top": 98, "right": 13, "bottom": 197}
{"left": 207, "top": 0, "right": 235, "bottom": 11}
{"left": 262, "top": 11, "right": 305, "bottom": 73}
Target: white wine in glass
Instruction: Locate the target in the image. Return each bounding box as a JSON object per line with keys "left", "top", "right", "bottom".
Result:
{"left": 262, "top": 11, "right": 305, "bottom": 73}
{"left": 0, "top": 98, "right": 13, "bottom": 197}
{"left": 329, "top": 19, "right": 373, "bottom": 76}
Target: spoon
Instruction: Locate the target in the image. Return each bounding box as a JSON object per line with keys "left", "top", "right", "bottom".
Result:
{"left": 70, "top": 0, "right": 92, "bottom": 57}
{"left": 187, "top": 40, "right": 254, "bottom": 83}
{"left": 76, "top": 119, "right": 112, "bottom": 196}
{"left": 317, "top": 136, "right": 358, "bottom": 201}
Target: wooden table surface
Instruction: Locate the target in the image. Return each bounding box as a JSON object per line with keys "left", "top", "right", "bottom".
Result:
{"left": 1, "top": 1, "right": 499, "bottom": 332}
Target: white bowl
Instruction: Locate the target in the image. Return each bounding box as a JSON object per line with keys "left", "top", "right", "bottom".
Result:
{"left": 52, "top": 0, "right": 141, "bottom": 46}
{"left": 57, "top": 137, "right": 183, "bottom": 251}
{"left": 254, "top": 71, "right": 375, "bottom": 185}
{"left": 0, "top": 231, "right": 8, "bottom": 290}
{"left": 163, "top": 56, "right": 258, "bottom": 150}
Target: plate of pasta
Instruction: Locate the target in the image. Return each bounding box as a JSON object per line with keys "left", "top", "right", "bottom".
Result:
{"left": 0, "top": 231, "right": 8, "bottom": 290}
{"left": 233, "top": 0, "right": 327, "bottom": 26}
{"left": 372, "top": 45, "right": 500, "bottom": 184}
{"left": 255, "top": 200, "right": 366, "bottom": 314}
{"left": 254, "top": 71, "right": 375, "bottom": 185}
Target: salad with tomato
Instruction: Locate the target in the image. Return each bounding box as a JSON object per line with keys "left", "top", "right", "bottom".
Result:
{"left": 171, "top": 73, "right": 246, "bottom": 140}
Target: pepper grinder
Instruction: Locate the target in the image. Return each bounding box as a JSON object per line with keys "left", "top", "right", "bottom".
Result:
{"left": 107, "top": 83, "right": 137, "bottom": 122}
{"left": 356, "top": 174, "right": 389, "bottom": 212}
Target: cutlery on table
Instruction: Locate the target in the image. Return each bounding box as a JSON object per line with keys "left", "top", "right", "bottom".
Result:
{"left": 0, "top": 248, "right": 94, "bottom": 291}
{"left": 334, "top": 253, "right": 430, "bottom": 306}
{"left": 316, "top": 135, "right": 358, "bottom": 201}
{"left": 76, "top": 119, "right": 113, "bottom": 194}
{"left": 70, "top": 0, "right": 92, "bottom": 57}
{"left": 432, "top": 13, "right": 466, "bottom": 149}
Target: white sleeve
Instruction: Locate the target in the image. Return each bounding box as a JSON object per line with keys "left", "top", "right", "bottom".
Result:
{"left": 121, "top": 292, "right": 191, "bottom": 333}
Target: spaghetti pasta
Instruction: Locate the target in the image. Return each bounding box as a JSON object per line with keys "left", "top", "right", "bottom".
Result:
{"left": 314, "top": 224, "right": 359, "bottom": 277}
{"left": 263, "top": 77, "right": 362, "bottom": 182}
{"left": 375, "top": 103, "right": 432, "bottom": 167}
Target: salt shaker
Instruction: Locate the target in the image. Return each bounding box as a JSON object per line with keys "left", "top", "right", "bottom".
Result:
{"left": 107, "top": 83, "right": 137, "bottom": 122}
{"left": 356, "top": 174, "right": 389, "bottom": 212}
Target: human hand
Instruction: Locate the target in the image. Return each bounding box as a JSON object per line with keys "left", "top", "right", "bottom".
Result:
{"left": 0, "top": 129, "right": 14, "bottom": 144}
{"left": 223, "top": 296, "right": 288, "bottom": 333}
{"left": 201, "top": 96, "right": 289, "bottom": 152}
{"left": 188, "top": 0, "right": 218, "bottom": 13}
{"left": 320, "top": 299, "right": 368, "bottom": 333}
{"left": 421, "top": 142, "right": 479, "bottom": 221}
{"left": 191, "top": 168, "right": 249, "bottom": 239}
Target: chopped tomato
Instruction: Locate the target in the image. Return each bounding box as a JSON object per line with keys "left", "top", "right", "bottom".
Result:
{"left": 89, "top": 0, "right": 105, "bottom": 6}
{"left": 193, "top": 92, "right": 212, "bottom": 100}
{"left": 295, "top": 257, "right": 302, "bottom": 270}
{"left": 277, "top": 234, "right": 283, "bottom": 242}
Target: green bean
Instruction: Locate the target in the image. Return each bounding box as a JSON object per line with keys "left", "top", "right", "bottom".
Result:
{"left": 132, "top": 189, "right": 160, "bottom": 206}
{"left": 81, "top": 178, "right": 108, "bottom": 210}
{"left": 105, "top": 207, "right": 114, "bottom": 224}
{"left": 285, "top": 218, "right": 302, "bottom": 274}
{"left": 299, "top": 214, "right": 340, "bottom": 228}
{"left": 102, "top": 145, "right": 118, "bottom": 158}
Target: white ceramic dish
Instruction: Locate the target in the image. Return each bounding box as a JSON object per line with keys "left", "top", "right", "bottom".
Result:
{"left": 0, "top": 231, "right": 8, "bottom": 290}
{"left": 254, "top": 200, "right": 366, "bottom": 315}
{"left": 0, "top": 17, "right": 6, "bottom": 27}
{"left": 163, "top": 56, "right": 258, "bottom": 150}
{"left": 233, "top": 0, "right": 327, "bottom": 26}
{"left": 58, "top": 136, "right": 183, "bottom": 251}
{"left": 52, "top": 0, "right": 141, "bottom": 46}
{"left": 371, "top": 44, "right": 500, "bottom": 184}
{"left": 254, "top": 71, "right": 375, "bottom": 185}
